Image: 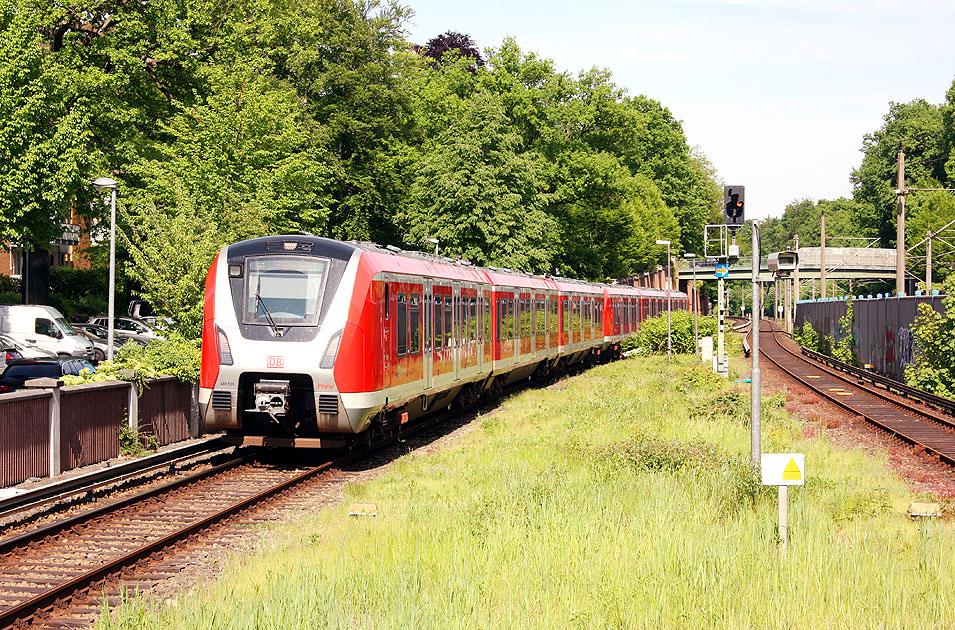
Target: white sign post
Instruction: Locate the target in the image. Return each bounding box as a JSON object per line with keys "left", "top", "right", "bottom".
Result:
{"left": 761, "top": 453, "right": 805, "bottom": 553}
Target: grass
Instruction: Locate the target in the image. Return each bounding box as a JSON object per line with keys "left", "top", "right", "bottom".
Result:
{"left": 99, "top": 355, "right": 955, "bottom": 629}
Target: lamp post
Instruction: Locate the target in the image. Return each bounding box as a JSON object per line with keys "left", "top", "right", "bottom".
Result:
{"left": 656, "top": 239, "right": 672, "bottom": 361}
{"left": 93, "top": 177, "right": 118, "bottom": 361}
{"left": 683, "top": 253, "right": 698, "bottom": 356}
{"left": 426, "top": 237, "right": 439, "bottom": 256}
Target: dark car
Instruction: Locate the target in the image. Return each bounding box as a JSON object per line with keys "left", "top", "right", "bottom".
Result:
{"left": 0, "top": 357, "right": 96, "bottom": 393}
{"left": 73, "top": 324, "right": 136, "bottom": 361}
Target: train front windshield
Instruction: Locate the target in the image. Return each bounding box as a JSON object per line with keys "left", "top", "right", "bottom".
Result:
{"left": 243, "top": 256, "right": 329, "bottom": 326}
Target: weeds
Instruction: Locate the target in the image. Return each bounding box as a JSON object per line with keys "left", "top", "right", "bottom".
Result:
{"left": 118, "top": 424, "right": 157, "bottom": 457}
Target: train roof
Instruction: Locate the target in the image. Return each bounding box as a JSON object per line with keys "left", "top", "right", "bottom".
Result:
{"left": 549, "top": 277, "right": 606, "bottom": 295}
{"left": 351, "top": 241, "right": 492, "bottom": 284}
{"left": 228, "top": 236, "right": 686, "bottom": 297}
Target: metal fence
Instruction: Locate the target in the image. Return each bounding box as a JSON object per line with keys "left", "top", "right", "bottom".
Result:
{"left": 139, "top": 377, "right": 195, "bottom": 446}
{"left": 0, "top": 391, "right": 51, "bottom": 487}
{"left": 795, "top": 292, "right": 947, "bottom": 380}
{"left": 0, "top": 377, "right": 198, "bottom": 488}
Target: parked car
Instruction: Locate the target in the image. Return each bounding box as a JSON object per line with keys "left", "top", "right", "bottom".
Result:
{"left": 0, "top": 332, "right": 58, "bottom": 359}
{"left": 0, "top": 357, "right": 97, "bottom": 393}
{"left": 73, "top": 325, "right": 140, "bottom": 362}
{"left": 86, "top": 316, "right": 162, "bottom": 343}
{"left": 0, "top": 337, "right": 22, "bottom": 364}
{"left": 0, "top": 305, "right": 94, "bottom": 359}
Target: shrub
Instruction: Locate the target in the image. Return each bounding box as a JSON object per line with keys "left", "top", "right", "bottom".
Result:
{"left": 633, "top": 312, "right": 718, "bottom": 354}
{"left": 905, "top": 276, "right": 955, "bottom": 397}
{"left": 830, "top": 299, "right": 855, "bottom": 364}
{"left": 62, "top": 332, "right": 200, "bottom": 388}
{"left": 794, "top": 321, "right": 819, "bottom": 351}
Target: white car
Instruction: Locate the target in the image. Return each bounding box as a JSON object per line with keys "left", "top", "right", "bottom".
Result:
{"left": 0, "top": 333, "right": 56, "bottom": 359}
{"left": 0, "top": 305, "right": 94, "bottom": 358}
{"left": 87, "top": 316, "right": 162, "bottom": 344}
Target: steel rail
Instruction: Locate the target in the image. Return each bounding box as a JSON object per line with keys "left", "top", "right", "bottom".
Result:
{"left": 0, "top": 454, "right": 328, "bottom": 629}
{"left": 0, "top": 354, "right": 609, "bottom": 629}
{"left": 0, "top": 437, "right": 231, "bottom": 523}
{"left": 798, "top": 346, "right": 955, "bottom": 420}
{"left": 757, "top": 320, "right": 955, "bottom": 467}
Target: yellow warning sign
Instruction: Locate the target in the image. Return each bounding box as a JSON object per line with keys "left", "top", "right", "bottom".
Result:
{"left": 783, "top": 458, "right": 802, "bottom": 481}
{"left": 761, "top": 453, "right": 805, "bottom": 486}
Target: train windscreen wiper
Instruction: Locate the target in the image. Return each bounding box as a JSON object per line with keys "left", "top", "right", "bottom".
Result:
{"left": 255, "top": 278, "right": 281, "bottom": 337}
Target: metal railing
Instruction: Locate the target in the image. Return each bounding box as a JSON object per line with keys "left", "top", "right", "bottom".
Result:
{"left": 0, "top": 378, "right": 198, "bottom": 488}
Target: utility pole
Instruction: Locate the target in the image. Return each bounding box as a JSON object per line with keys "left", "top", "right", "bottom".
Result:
{"left": 751, "top": 221, "right": 761, "bottom": 468}
{"left": 820, "top": 209, "right": 827, "bottom": 299}
{"left": 896, "top": 141, "right": 906, "bottom": 296}
{"left": 926, "top": 228, "right": 933, "bottom": 292}
{"left": 792, "top": 233, "right": 800, "bottom": 315}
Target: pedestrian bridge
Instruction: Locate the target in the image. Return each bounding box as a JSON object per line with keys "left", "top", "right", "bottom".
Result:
{"left": 687, "top": 247, "right": 895, "bottom": 282}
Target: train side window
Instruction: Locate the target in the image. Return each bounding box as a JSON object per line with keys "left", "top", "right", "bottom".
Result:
{"left": 522, "top": 300, "right": 534, "bottom": 337}
{"left": 409, "top": 295, "right": 420, "bottom": 354}
{"left": 434, "top": 295, "right": 443, "bottom": 351}
{"left": 444, "top": 295, "right": 453, "bottom": 348}
{"left": 396, "top": 294, "right": 407, "bottom": 356}
{"left": 384, "top": 284, "right": 390, "bottom": 320}
{"left": 513, "top": 297, "right": 519, "bottom": 339}
{"left": 424, "top": 294, "right": 431, "bottom": 351}
{"left": 469, "top": 297, "right": 477, "bottom": 342}
{"left": 536, "top": 300, "right": 544, "bottom": 335}
{"left": 502, "top": 297, "right": 508, "bottom": 341}
{"left": 484, "top": 297, "right": 491, "bottom": 343}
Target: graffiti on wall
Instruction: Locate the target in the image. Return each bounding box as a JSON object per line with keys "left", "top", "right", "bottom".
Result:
{"left": 898, "top": 327, "right": 913, "bottom": 372}
{"left": 886, "top": 327, "right": 914, "bottom": 371}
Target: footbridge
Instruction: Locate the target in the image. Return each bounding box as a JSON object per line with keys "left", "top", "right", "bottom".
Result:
{"left": 686, "top": 247, "right": 896, "bottom": 282}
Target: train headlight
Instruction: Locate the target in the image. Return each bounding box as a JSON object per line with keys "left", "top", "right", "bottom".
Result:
{"left": 319, "top": 329, "right": 343, "bottom": 369}
{"left": 217, "top": 326, "right": 234, "bottom": 366}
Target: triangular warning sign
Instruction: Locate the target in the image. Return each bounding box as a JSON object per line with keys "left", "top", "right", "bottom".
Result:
{"left": 783, "top": 458, "right": 801, "bottom": 481}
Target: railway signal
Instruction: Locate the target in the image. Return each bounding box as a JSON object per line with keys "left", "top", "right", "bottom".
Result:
{"left": 724, "top": 186, "right": 745, "bottom": 228}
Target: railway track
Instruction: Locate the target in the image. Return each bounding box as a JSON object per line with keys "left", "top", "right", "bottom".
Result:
{"left": 0, "top": 368, "right": 546, "bottom": 629}
{"left": 757, "top": 319, "right": 955, "bottom": 466}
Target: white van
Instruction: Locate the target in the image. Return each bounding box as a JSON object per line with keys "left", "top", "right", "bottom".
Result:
{"left": 0, "top": 305, "right": 94, "bottom": 359}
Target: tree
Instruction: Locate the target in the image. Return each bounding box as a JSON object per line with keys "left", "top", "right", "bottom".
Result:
{"left": 851, "top": 98, "right": 946, "bottom": 246}
{"left": 401, "top": 92, "right": 556, "bottom": 273}
{"left": 421, "top": 31, "right": 485, "bottom": 69}
{"left": 120, "top": 64, "right": 338, "bottom": 335}
{"left": 905, "top": 276, "right": 955, "bottom": 397}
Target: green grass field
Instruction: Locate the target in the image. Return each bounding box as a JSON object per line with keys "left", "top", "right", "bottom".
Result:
{"left": 101, "top": 355, "right": 955, "bottom": 629}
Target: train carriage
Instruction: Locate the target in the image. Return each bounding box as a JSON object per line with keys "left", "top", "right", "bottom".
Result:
{"left": 199, "top": 235, "right": 690, "bottom": 448}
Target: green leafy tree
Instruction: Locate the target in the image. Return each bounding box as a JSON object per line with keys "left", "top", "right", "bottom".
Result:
{"left": 905, "top": 277, "right": 955, "bottom": 397}
{"left": 401, "top": 92, "right": 556, "bottom": 272}
{"left": 851, "top": 98, "right": 946, "bottom": 246}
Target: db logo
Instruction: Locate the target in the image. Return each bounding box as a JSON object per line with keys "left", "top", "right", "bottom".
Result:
{"left": 267, "top": 356, "right": 285, "bottom": 369}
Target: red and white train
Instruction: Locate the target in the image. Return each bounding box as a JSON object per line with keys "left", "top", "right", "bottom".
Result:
{"left": 199, "top": 235, "right": 688, "bottom": 447}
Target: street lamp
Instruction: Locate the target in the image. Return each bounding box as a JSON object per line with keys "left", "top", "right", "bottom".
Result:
{"left": 426, "top": 237, "right": 439, "bottom": 256}
{"left": 683, "top": 253, "right": 698, "bottom": 356}
{"left": 655, "top": 239, "right": 672, "bottom": 361}
{"left": 93, "top": 176, "right": 118, "bottom": 361}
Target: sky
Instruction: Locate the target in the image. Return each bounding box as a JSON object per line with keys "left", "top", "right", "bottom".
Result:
{"left": 401, "top": 0, "right": 955, "bottom": 221}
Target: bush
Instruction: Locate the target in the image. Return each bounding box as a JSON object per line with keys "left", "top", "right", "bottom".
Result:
{"left": 830, "top": 299, "right": 855, "bottom": 364}
{"left": 794, "top": 321, "right": 819, "bottom": 351}
{"left": 633, "top": 312, "right": 718, "bottom": 354}
{"left": 61, "top": 332, "right": 201, "bottom": 388}
{"left": 905, "top": 277, "right": 955, "bottom": 397}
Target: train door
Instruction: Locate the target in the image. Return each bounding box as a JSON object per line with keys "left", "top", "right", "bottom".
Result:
{"left": 453, "top": 281, "right": 462, "bottom": 380}
{"left": 423, "top": 280, "right": 433, "bottom": 391}
{"left": 381, "top": 275, "right": 392, "bottom": 390}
